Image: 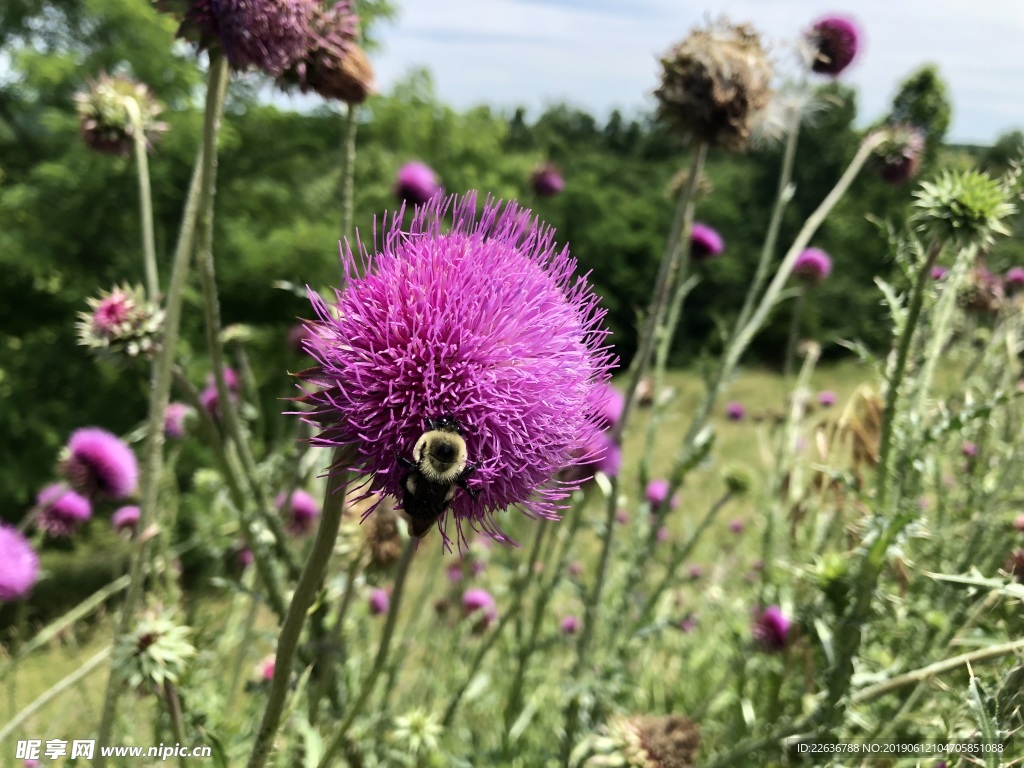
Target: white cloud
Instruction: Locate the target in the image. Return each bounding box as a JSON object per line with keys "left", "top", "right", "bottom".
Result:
{"left": 371, "top": 0, "right": 1024, "bottom": 144}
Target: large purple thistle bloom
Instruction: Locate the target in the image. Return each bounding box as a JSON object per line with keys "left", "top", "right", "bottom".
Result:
{"left": 792, "top": 248, "right": 833, "bottom": 285}
{"left": 36, "top": 483, "right": 93, "bottom": 537}
{"left": 0, "top": 525, "right": 40, "bottom": 602}
{"left": 394, "top": 162, "right": 441, "bottom": 206}
{"left": 62, "top": 428, "right": 139, "bottom": 500}
{"left": 807, "top": 15, "right": 860, "bottom": 77}
{"left": 690, "top": 222, "right": 724, "bottom": 260}
{"left": 296, "top": 194, "right": 615, "bottom": 546}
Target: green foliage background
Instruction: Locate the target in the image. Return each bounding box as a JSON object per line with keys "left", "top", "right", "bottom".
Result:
{"left": 0, "top": 0, "right": 1020, "bottom": 513}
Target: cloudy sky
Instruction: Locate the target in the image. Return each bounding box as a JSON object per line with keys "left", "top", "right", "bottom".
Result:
{"left": 365, "top": 0, "right": 1024, "bottom": 145}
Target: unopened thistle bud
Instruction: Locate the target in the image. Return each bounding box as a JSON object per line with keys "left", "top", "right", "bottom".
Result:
{"left": 721, "top": 463, "right": 753, "bottom": 496}
{"left": 872, "top": 124, "right": 925, "bottom": 185}
{"left": 914, "top": 170, "right": 1016, "bottom": 248}
{"left": 74, "top": 73, "right": 168, "bottom": 156}
{"left": 654, "top": 18, "right": 773, "bottom": 152}
{"left": 77, "top": 284, "right": 164, "bottom": 361}
{"left": 112, "top": 610, "right": 196, "bottom": 690}
{"left": 581, "top": 714, "right": 701, "bottom": 768}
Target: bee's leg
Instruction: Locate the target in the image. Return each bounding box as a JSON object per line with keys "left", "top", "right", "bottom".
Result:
{"left": 458, "top": 463, "right": 480, "bottom": 498}
{"left": 398, "top": 455, "right": 416, "bottom": 469}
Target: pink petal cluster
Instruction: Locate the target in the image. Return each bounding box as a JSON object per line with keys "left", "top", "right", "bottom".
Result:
{"left": 690, "top": 222, "right": 724, "bottom": 260}
{"left": 0, "top": 525, "right": 40, "bottom": 602}
{"left": 753, "top": 605, "right": 792, "bottom": 652}
{"left": 37, "top": 484, "right": 93, "bottom": 537}
{"left": 807, "top": 15, "right": 860, "bottom": 76}
{"left": 62, "top": 428, "right": 138, "bottom": 500}
{"left": 792, "top": 248, "right": 833, "bottom": 285}
{"left": 645, "top": 479, "right": 679, "bottom": 512}
{"left": 275, "top": 489, "right": 321, "bottom": 536}
{"left": 531, "top": 163, "right": 565, "bottom": 197}
{"left": 112, "top": 505, "right": 141, "bottom": 534}
{"left": 394, "top": 162, "right": 441, "bottom": 206}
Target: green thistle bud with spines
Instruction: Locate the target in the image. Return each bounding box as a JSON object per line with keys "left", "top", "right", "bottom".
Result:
{"left": 112, "top": 611, "right": 196, "bottom": 690}
{"left": 74, "top": 72, "right": 168, "bottom": 156}
{"left": 913, "top": 169, "right": 1016, "bottom": 249}
{"left": 721, "top": 463, "right": 754, "bottom": 496}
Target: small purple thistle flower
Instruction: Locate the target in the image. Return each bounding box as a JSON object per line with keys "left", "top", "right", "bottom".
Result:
{"left": 725, "top": 401, "right": 745, "bottom": 421}
{"left": 753, "top": 605, "right": 792, "bottom": 652}
{"left": 729, "top": 518, "right": 744, "bottom": 534}
{"left": 792, "top": 248, "right": 832, "bottom": 285}
{"left": 235, "top": 546, "right": 254, "bottom": 570}
{"left": 645, "top": 479, "right": 679, "bottom": 512}
{"left": 62, "top": 428, "right": 139, "bottom": 500}
{"left": 0, "top": 525, "right": 40, "bottom": 602}
{"left": 615, "top": 509, "right": 629, "bottom": 525}
{"left": 1013, "top": 513, "right": 1024, "bottom": 532}
{"left": 807, "top": 15, "right": 860, "bottom": 77}
{"left": 36, "top": 483, "right": 93, "bottom": 537}
{"left": 679, "top": 613, "right": 698, "bottom": 633}
{"left": 817, "top": 390, "right": 837, "bottom": 408}
{"left": 560, "top": 615, "right": 580, "bottom": 635}
{"left": 462, "top": 588, "right": 497, "bottom": 628}
{"left": 260, "top": 655, "right": 276, "bottom": 682}
{"left": 112, "top": 505, "right": 141, "bottom": 534}
{"left": 594, "top": 383, "right": 625, "bottom": 431}
{"left": 690, "top": 222, "right": 724, "bottom": 260}
{"left": 447, "top": 563, "right": 464, "bottom": 583}
{"left": 531, "top": 163, "right": 565, "bottom": 197}
{"left": 1005, "top": 267, "right": 1024, "bottom": 293}
{"left": 962, "top": 441, "right": 978, "bottom": 459}
{"left": 368, "top": 588, "right": 390, "bottom": 616}
{"left": 207, "top": 366, "right": 241, "bottom": 393}
{"left": 931, "top": 266, "right": 949, "bottom": 280}
{"left": 275, "top": 489, "right": 320, "bottom": 536}
{"left": 687, "top": 565, "right": 703, "bottom": 580}
{"left": 164, "top": 403, "right": 190, "bottom": 439}
{"left": 296, "top": 194, "right": 615, "bottom": 546}
{"left": 394, "top": 161, "right": 441, "bottom": 206}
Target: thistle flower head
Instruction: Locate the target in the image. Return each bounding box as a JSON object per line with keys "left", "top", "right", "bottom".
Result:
{"left": 61, "top": 428, "right": 139, "bottom": 500}
{"left": 164, "top": 403, "right": 191, "bottom": 439}
{"left": 645, "top": 479, "right": 679, "bottom": 512}
{"left": 77, "top": 284, "right": 164, "bottom": 361}
{"left": 914, "top": 170, "right": 1016, "bottom": 248}
{"left": 0, "top": 525, "right": 40, "bottom": 602}
{"left": 721, "top": 463, "right": 753, "bottom": 495}
{"left": 74, "top": 72, "right": 168, "bottom": 156}
{"left": 531, "top": 163, "right": 565, "bottom": 197}
{"left": 295, "top": 194, "right": 615, "bottom": 546}
{"left": 275, "top": 489, "right": 320, "bottom": 535}
{"left": 752, "top": 605, "right": 792, "bottom": 651}
{"left": 806, "top": 15, "right": 860, "bottom": 76}
{"left": 390, "top": 709, "right": 443, "bottom": 759}
{"left": 873, "top": 123, "right": 925, "bottom": 185}
{"left": 461, "top": 587, "right": 497, "bottom": 628}
{"left": 1006, "top": 267, "right": 1024, "bottom": 292}
{"left": 725, "top": 401, "right": 745, "bottom": 421}
{"left": 582, "top": 714, "right": 701, "bottom": 768}
{"left": 278, "top": 2, "right": 369, "bottom": 103}
{"left": 595, "top": 383, "right": 625, "bottom": 431}
{"left": 112, "top": 610, "right": 196, "bottom": 689}
{"left": 112, "top": 505, "right": 142, "bottom": 534}
{"left": 690, "top": 222, "right": 724, "bottom": 260}
{"left": 931, "top": 266, "right": 949, "bottom": 280}
{"left": 655, "top": 17, "right": 773, "bottom": 152}
{"left": 817, "top": 390, "right": 837, "bottom": 407}
{"left": 394, "top": 161, "right": 441, "bottom": 206}
{"left": 792, "top": 248, "right": 833, "bottom": 285}
{"left": 368, "top": 587, "right": 390, "bottom": 615}
{"left": 561, "top": 615, "right": 580, "bottom": 634}
{"left": 561, "top": 431, "right": 621, "bottom": 487}
{"left": 36, "top": 483, "right": 93, "bottom": 537}
{"left": 157, "top": 0, "right": 318, "bottom": 76}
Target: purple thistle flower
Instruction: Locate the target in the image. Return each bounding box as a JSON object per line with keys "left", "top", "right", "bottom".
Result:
{"left": 931, "top": 266, "right": 949, "bottom": 280}
{"left": 62, "top": 427, "right": 138, "bottom": 500}
{"left": 260, "top": 655, "right": 276, "bottom": 682}
{"left": 560, "top": 615, "right": 580, "bottom": 634}
{"left": 164, "top": 403, "right": 190, "bottom": 439}
{"left": 161, "top": 0, "right": 318, "bottom": 77}
{"left": 594, "top": 383, "right": 625, "bottom": 431}
{"left": 568, "top": 561, "right": 583, "bottom": 577}
{"left": 394, "top": 162, "right": 441, "bottom": 206}
{"left": 275, "top": 489, "right": 320, "bottom": 536}
{"left": 807, "top": 15, "right": 860, "bottom": 76}
{"left": 277, "top": 0, "right": 361, "bottom": 101}
{"left": 645, "top": 479, "right": 679, "bottom": 512}
{"left": 1005, "top": 267, "right": 1024, "bottom": 292}
{"left": 729, "top": 518, "right": 744, "bottom": 534}
{"left": 679, "top": 613, "right": 698, "bottom": 633}
{"left": 235, "top": 545, "right": 254, "bottom": 570}
{"left": 1013, "top": 513, "right": 1024, "bottom": 532}
{"left": 792, "top": 248, "right": 832, "bottom": 285}
{"left": 295, "top": 194, "right": 615, "bottom": 546}
{"left": 725, "top": 401, "right": 745, "bottom": 421}
{"left": 561, "top": 431, "right": 622, "bottom": 486}
{"left": 447, "top": 563, "right": 464, "bottom": 583}
{"left": 207, "top": 366, "right": 241, "bottom": 393}
{"left": 817, "top": 390, "right": 837, "bottom": 408}
{"left": 112, "top": 505, "right": 141, "bottom": 534}
{"left": 962, "top": 441, "right": 978, "bottom": 459}
{"left": 690, "top": 222, "right": 724, "bottom": 260}
{"left": 36, "top": 484, "right": 93, "bottom": 537}
{"left": 656, "top": 526, "right": 669, "bottom": 542}
{"left": 368, "top": 588, "right": 390, "bottom": 616}
{"left": 615, "top": 509, "right": 629, "bottom": 525}
{"left": 531, "top": 163, "right": 565, "bottom": 197}
{"left": 753, "top": 605, "right": 792, "bottom": 652}
{"left": 462, "top": 587, "right": 497, "bottom": 628}
{"left": 687, "top": 565, "right": 703, "bottom": 580}
{"left": 0, "top": 525, "right": 40, "bottom": 602}
{"left": 875, "top": 124, "right": 925, "bottom": 186}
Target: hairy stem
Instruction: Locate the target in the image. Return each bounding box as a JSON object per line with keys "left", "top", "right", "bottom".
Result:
{"left": 125, "top": 96, "right": 159, "bottom": 300}
{"left": 340, "top": 103, "right": 359, "bottom": 243}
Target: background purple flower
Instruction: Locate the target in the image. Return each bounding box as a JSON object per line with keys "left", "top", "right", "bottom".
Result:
{"left": 725, "top": 401, "right": 745, "bottom": 421}
{"left": 817, "top": 390, "right": 836, "bottom": 408}
{"left": 0, "top": 525, "right": 40, "bottom": 602}
{"left": 729, "top": 518, "right": 744, "bottom": 534}
{"left": 753, "top": 605, "right": 792, "bottom": 652}
{"left": 394, "top": 161, "right": 441, "bottom": 206}
{"left": 792, "top": 248, "right": 832, "bottom": 285}
{"left": 690, "top": 222, "right": 724, "bottom": 260}
{"left": 36, "top": 483, "right": 92, "bottom": 537}
{"left": 931, "top": 266, "right": 949, "bottom": 280}
{"left": 1005, "top": 267, "right": 1024, "bottom": 292}
{"left": 560, "top": 615, "right": 580, "bottom": 634}
{"left": 112, "top": 505, "right": 141, "bottom": 534}
{"left": 62, "top": 427, "right": 138, "bottom": 500}
{"left": 594, "top": 383, "right": 625, "bottom": 431}
{"left": 531, "top": 163, "right": 564, "bottom": 197}
{"left": 297, "top": 194, "right": 615, "bottom": 545}
{"left": 275, "top": 489, "right": 321, "bottom": 535}
{"left": 462, "top": 587, "right": 497, "bottom": 627}
{"left": 368, "top": 588, "right": 390, "bottom": 616}
{"left": 807, "top": 15, "right": 859, "bottom": 76}
{"left": 645, "top": 479, "right": 679, "bottom": 512}
{"left": 164, "top": 403, "right": 190, "bottom": 439}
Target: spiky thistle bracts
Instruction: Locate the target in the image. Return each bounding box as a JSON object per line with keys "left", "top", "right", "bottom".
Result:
{"left": 295, "top": 194, "right": 616, "bottom": 547}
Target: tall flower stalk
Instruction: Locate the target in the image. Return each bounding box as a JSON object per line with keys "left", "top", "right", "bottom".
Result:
{"left": 339, "top": 103, "right": 358, "bottom": 242}
{"left": 125, "top": 96, "right": 159, "bottom": 300}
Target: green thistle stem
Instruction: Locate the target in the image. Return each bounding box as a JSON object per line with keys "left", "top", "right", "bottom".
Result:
{"left": 163, "top": 680, "right": 188, "bottom": 768}
{"left": 247, "top": 445, "right": 354, "bottom": 768}
{"left": 93, "top": 62, "right": 225, "bottom": 768}
{"left": 340, "top": 103, "right": 359, "bottom": 243}
{"left": 316, "top": 537, "right": 417, "bottom": 768}
{"left": 125, "top": 96, "right": 159, "bottom": 300}
{"left": 782, "top": 284, "right": 807, "bottom": 383}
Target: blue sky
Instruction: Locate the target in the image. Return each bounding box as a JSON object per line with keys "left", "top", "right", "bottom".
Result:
{"left": 362, "top": 0, "right": 1024, "bottom": 145}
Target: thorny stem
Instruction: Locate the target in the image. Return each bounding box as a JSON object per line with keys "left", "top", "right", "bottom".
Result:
{"left": 340, "top": 103, "right": 359, "bottom": 243}
{"left": 163, "top": 680, "right": 189, "bottom": 768}
{"left": 247, "top": 446, "right": 354, "bottom": 768}
{"left": 125, "top": 96, "right": 159, "bottom": 300}
{"left": 93, "top": 67, "right": 220, "bottom": 768}
{"left": 317, "top": 537, "right": 417, "bottom": 768}
{"left": 782, "top": 284, "right": 807, "bottom": 383}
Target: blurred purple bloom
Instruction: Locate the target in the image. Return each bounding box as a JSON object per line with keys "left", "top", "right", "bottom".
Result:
{"left": 1014, "top": 513, "right": 1024, "bottom": 532}
{"left": 62, "top": 427, "right": 138, "bottom": 500}
{"left": 594, "top": 383, "right": 625, "bottom": 431}
{"left": 0, "top": 525, "right": 40, "bottom": 602}
{"left": 112, "top": 505, "right": 141, "bottom": 534}
{"left": 962, "top": 441, "right": 978, "bottom": 459}
{"left": 817, "top": 390, "right": 836, "bottom": 408}
{"left": 260, "top": 655, "right": 276, "bottom": 682}
{"left": 296, "top": 194, "right": 615, "bottom": 546}
{"left": 236, "top": 546, "right": 254, "bottom": 570}
{"left": 807, "top": 15, "right": 859, "bottom": 76}
{"left": 931, "top": 266, "right": 949, "bottom": 280}
{"left": 615, "top": 509, "right": 629, "bottom": 525}
{"left": 725, "top": 401, "right": 745, "bottom": 421}
{"left": 792, "top": 248, "right": 832, "bottom": 284}
{"left": 462, "top": 587, "right": 497, "bottom": 628}
{"left": 690, "top": 222, "right": 724, "bottom": 260}
{"left": 729, "top": 519, "right": 744, "bottom": 534}
{"left": 679, "top": 613, "right": 698, "bottom": 633}
{"left": 1005, "top": 267, "right": 1024, "bottom": 292}
{"left": 568, "top": 561, "right": 583, "bottom": 577}
{"left": 368, "top": 588, "right": 390, "bottom": 616}
{"left": 687, "top": 565, "right": 703, "bottom": 580}
{"left": 753, "top": 605, "right": 792, "bottom": 652}
{"left": 560, "top": 615, "right": 580, "bottom": 634}
{"left": 531, "top": 163, "right": 565, "bottom": 197}
{"left": 207, "top": 366, "right": 241, "bottom": 393}
{"left": 275, "top": 489, "right": 320, "bottom": 536}
{"left": 394, "top": 161, "right": 441, "bottom": 206}
{"left": 164, "top": 402, "right": 190, "bottom": 439}
{"left": 645, "top": 479, "right": 679, "bottom": 512}
{"left": 36, "top": 483, "right": 92, "bottom": 537}
{"left": 656, "top": 526, "right": 669, "bottom": 542}
{"left": 447, "top": 563, "right": 464, "bottom": 583}
{"left": 471, "top": 559, "right": 486, "bottom": 577}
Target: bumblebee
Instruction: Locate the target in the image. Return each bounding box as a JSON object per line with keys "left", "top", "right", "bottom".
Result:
{"left": 398, "top": 415, "right": 480, "bottom": 537}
